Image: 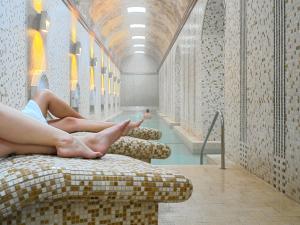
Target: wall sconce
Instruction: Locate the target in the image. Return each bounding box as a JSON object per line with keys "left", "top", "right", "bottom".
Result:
{"left": 108, "top": 72, "right": 113, "bottom": 78}
{"left": 33, "top": 11, "right": 50, "bottom": 32}
{"left": 101, "top": 67, "right": 107, "bottom": 74}
{"left": 90, "top": 57, "right": 98, "bottom": 67}
{"left": 71, "top": 42, "right": 82, "bottom": 55}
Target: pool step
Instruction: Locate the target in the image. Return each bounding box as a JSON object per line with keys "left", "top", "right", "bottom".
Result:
{"left": 160, "top": 116, "right": 181, "bottom": 127}
{"left": 173, "top": 126, "right": 221, "bottom": 154}
{"left": 206, "top": 154, "right": 236, "bottom": 167}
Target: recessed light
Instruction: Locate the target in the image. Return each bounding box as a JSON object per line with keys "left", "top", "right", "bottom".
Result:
{"left": 130, "top": 24, "right": 146, "bottom": 28}
{"left": 127, "top": 7, "right": 146, "bottom": 13}
{"left": 132, "top": 36, "right": 145, "bottom": 40}
{"left": 134, "top": 44, "right": 145, "bottom": 47}
{"left": 135, "top": 51, "right": 145, "bottom": 54}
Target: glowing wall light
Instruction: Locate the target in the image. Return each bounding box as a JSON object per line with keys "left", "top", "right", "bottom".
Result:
{"left": 28, "top": 29, "right": 46, "bottom": 76}
{"left": 70, "top": 12, "right": 79, "bottom": 94}
{"left": 70, "top": 55, "right": 78, "bottom": 90}
{"left": 108, "top": 58, "right": 111, "bottom": 94}
{"left": 90, "top": 67, "right": 95, "bottom": 90}
{"left": 32, "top": 0, "right": 42, "bottom": 13}
{"left": 71, "top": 14, "right": 77, "bottom": 43}
{"left": 89, "top": 36, "right": 96, "bottom": 90}
{"left": 101, "top": 49, "right": 105, "bottom": 95}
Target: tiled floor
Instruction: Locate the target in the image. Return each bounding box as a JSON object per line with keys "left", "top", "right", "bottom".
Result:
{"left": 158, "top": 165, "right": 300, "bottom": 225}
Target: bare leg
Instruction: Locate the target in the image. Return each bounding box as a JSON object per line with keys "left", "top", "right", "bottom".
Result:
{"left": 48, "top": 117, "right": 143, "bottom": 134}
{"left": 0, "top": 120, "right": 131, "bottom": 158}
{"left": 33, "top": 90, "right": 83, "bottom": 119}
{"left": 0, "top": 137, "right": 102, "bottom": 159}
{"left": 80, "top": 120, "right": 131, "bottom": 156}
{"left": 0, "top": 138, "right": 56, "bottom": 156}
{"left": 0, "top": 102, "right": 70, "bottom": 146}
{"left": 33, "top": 90, "right": 143, "bottom": 133}
{"left": 0, "top": 103, "right": 100, "bottom": 159}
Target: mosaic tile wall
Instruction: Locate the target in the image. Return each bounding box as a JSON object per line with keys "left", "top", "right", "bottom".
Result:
{"left": 159, "top": 0, "right": 225, "bottom": 141}
{"left": 199, "top": 0, "right": 225, "bottom": 140}
{"left": 76, "top": 21, "right": 90, "bottom": 117}
{"left": 0, "top": 0, "right": 27, "bottom": 109}
{"left": 285, "top": 0, "right": 300, "bottom": 202}
{"left": 44, "top": 0, "right": 71, "bottom": 103}
{"left": 93, "top": 42, "right": 102, "bottom": 118}
{"left": 160, "top": 0, "right": 300, "bottom": 203}
{"left": 224, "top": 0, "right": 241, "bottom": 163}
{"left": 245, "top": 0, "right": 274, "bottom": 183}
{"left": 0, "top": 0, "right": 120, "bottom": 119}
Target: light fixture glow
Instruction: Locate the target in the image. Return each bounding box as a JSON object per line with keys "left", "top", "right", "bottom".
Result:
{"left": 90, "top": 57, "right": 98, "bottom": 67}
{"left": 135, "top": 51, "right": 145, "bottom": 54}
{"left": 134, "top": 44, "right": 145, "bottom": 47}
{"left": 71, "top": 42, "right": 82, "bottom": 55}
{"left": 130, "top": 24, "right": 146, "bottom": 28}
{"left": 127, "top": 7, "right": 146, "bottom": 13}
{"left": 132, "top": 36, "right": 145, "bottom": 40}
{"left": 35, "top": 11, "right": 50, "bottom": 32}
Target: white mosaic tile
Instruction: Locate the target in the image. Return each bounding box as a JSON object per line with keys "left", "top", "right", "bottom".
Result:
{"left": 0, "top": 0, "right": 27, "bottom": 109}
{"left": 285, "top": 0, "right": 300, "bottom": 202}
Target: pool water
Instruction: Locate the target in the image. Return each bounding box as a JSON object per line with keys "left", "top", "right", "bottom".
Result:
{"left": 111, "top": 111, "right": 206, "bottom": 165}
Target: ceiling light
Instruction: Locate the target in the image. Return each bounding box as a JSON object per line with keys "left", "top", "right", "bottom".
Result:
{"left": 127, "top": 7, "right": 146, "bottom": 13}
{"left": 134, "top": 44, "right": 145, "bottom": 47}
{"left": 132, "top": 36, "right": 145, "bottom": 40}
{"left": 135, "top": 51, "right": 145, "bottom": 54}
{"left": 130, "top": 24, "right": 146, "bottom": 28}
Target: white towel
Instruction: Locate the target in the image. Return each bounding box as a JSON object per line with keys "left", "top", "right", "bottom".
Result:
{"left": 21, "top": 100, "right": 47, "bottom": 124}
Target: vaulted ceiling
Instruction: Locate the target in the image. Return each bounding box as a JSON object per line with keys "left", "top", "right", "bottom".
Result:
{"left": 73, "top": 0, "right": 195, "bottom": 66}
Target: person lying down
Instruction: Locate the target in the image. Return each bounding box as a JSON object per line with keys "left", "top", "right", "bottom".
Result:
{"left": 0, "top": 90, "right": 143, "bottom": 159}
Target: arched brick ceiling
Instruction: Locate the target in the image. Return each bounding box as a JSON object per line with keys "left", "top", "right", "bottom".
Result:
{"left": 73, "top": 0, "right": 194, "bottom": 67}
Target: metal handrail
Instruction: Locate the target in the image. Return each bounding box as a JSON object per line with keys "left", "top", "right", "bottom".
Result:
{"left": 200, "top": 111, "right": 225, "bottom": 169}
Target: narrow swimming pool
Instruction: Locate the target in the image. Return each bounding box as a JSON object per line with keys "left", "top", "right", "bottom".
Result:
{"left": 111, "top": 111, "right": 206, "bottom": 165}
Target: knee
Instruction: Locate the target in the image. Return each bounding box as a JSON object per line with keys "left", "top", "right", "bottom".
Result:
{"left": 33, "top": 89, "right": 54, "bottom": 101}
{"left": 62, "top": 117, "right": 79, "bottom": 132}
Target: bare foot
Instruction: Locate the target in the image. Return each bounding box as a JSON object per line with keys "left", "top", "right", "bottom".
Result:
{"left": 56, "top": 136, "right": 102, "bottom": 159}
{"left": 123, "top": 119, "right": 144, "bottom": 135}
{"left": 83, "top": 120, "right": 130, "bottom": 156}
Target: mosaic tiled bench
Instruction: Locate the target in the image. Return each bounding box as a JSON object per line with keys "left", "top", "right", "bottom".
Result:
{"left": 73, "top": 132, "right": 171, "bottom": 163}
{"left": 108, "top": 136, "right": 171, "bottom": 163}
{"left": 0, "top": 154, "right": 193, "bottom": 225}
{"left": 126, "top": 127, "right": 162, "bottom": 140}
